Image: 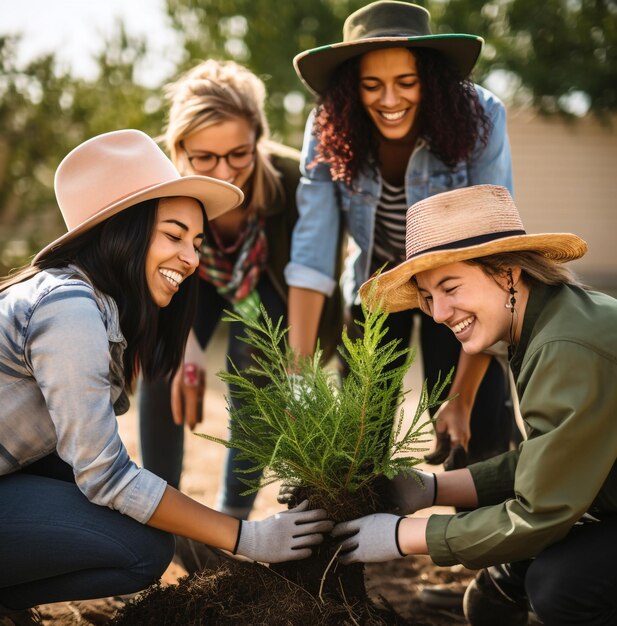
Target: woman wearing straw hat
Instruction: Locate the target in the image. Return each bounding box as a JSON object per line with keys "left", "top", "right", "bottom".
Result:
{"left": 138, "top": 60, "right": 342, "bottom": 542}
{"left": 0, "top": 129, "right": 333, "bottom": 620}
{"left": 286, "top": 0, "right": 516, "bottom": 474}
{"left": 332, "top": 185, "right": 617, "bottom": 625}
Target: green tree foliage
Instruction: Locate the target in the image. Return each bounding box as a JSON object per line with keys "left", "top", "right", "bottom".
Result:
{"left": 164, "top": 0, "right": 367, "bottom": 145}
{"left": 197, "top": 304, "right": 451, "bottom": 513}
{"left": 0, "top": 26, "right": 165, "bottom": 273}
{"left": 428, "top": 0, "right": 616, "bottom": 117}
{"left": 2, "top": 1, "right": 615, "bottom": 269}
{"left": 165, "top": 0, "right": 616, "bottom": 130}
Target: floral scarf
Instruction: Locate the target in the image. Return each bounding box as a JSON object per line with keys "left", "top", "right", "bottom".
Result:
{"left": 198, "top": 214, "right": 268, "bottom": 320}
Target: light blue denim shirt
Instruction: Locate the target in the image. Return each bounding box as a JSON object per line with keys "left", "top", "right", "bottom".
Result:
{"left": 0, "top": 266, "right": 166, "bottom": 523}
{"left": 285, "top": 85, "right": 513, "bottom": 306}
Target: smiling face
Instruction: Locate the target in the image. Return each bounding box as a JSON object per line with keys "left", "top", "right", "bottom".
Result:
{"left": 359, "top": 47, "right": 422, "bottom": 140}
{"left": 416, "top": 261, "right": 525, "bottom": 353}
{"left": 145, "top": 197, "right": 205, "bottom": 308}
{"left": 182, "top": 117, "right": 256, "bottom": 191}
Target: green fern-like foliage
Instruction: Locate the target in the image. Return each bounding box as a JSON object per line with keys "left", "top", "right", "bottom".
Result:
{"left": 197, "top": 303, "right": 451, "bottom": 505}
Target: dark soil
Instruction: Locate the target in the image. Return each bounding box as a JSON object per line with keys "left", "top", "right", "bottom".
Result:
{"left": 38, "top": 556, "right": 475, "bottom": 625}
{"left": 111, "top": 559, "right": 408, "bottom": 626}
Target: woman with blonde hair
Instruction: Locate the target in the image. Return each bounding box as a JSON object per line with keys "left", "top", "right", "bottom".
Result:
{"left": 139, "top": 60, "right": 341, "bottom": 536}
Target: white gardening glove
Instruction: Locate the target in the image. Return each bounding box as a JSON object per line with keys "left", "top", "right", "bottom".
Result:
{"left": 388, "top": 469, "right": 436, "bottom": 514}
{"left": 332, "top": 513, "right": 405, "bottom": 565}
{"left": 233, "top": 500, "right": 333, "bottom": 563}
{"left": 288, "top": 373, "right": 314, "bottom": 404}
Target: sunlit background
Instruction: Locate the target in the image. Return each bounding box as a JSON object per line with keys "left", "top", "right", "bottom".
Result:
{"left": 1, "top": 0, "right": 616, "bottom": 287}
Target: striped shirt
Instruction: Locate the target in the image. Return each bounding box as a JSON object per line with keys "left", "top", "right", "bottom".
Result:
{"left": 372, "top": 179, "right": 407, "bottom": 265}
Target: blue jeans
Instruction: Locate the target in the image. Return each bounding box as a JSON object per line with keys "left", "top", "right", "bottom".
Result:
{"left": 0, "top": 454, "right": 174, "bottom": 609}
{"left": 139, "top": 274, "right": 286, "bottom": 513}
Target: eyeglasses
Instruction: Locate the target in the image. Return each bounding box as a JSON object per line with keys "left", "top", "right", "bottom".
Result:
{"left": 183, "top": 143, "right": 256, "bottom": 174}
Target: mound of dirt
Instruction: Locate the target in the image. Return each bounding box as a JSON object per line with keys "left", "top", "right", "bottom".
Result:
{"left": 110, "top": 559, "right": 409, "bottom": 626}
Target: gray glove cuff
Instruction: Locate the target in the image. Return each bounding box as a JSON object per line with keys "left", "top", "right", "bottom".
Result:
{"left": 394, "top": 516, "right": 406, "bottom": 556}
{"left": 233, "top": 521, "right": 242, "bottom": 555}
{"left": 234, "top": 520, "right": 254, "bottom": 558}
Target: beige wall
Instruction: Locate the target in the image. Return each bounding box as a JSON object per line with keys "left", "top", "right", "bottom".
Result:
{"left": 507, "top": 109, "right": 617, "bottom": 288}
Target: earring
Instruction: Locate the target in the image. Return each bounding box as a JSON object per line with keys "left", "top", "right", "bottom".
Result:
{"left": 505, "top": 268, "right": 518, "bottom": 349}
{"left": 505, "top": 268, "right": 517, "bottom": 310}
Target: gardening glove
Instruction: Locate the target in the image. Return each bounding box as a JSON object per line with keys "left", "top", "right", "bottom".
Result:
{"left": 387, "top": 469, "right": 436, "bottom": 514}
{"left": 233, "top": 500, "right": 334, "bottom": 563}
{"left": 288, "top": 373, "right": 314, "bottom": 405}
{"left": 332, "top": 513, "right": 405, "bottom": 565}
{"left": 277, "top": 483, "right": 301, "bottom": 507}
{"left": 444, "top": 443, "right": 469, "bottom": 471}
{"left": 424, "top": 430, "right": 452, "bottom": 465}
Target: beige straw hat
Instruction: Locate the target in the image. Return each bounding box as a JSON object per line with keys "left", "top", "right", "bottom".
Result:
{"left": 360, "top": 185, "right": 588, "bottom": 312}
{"left": 33, "top": 129, "right": 243, "bottom": 264}
{"left": 294, "top": 1, "right": 483, "bottom": 95}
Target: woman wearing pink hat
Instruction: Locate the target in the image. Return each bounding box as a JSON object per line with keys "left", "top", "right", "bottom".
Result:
{"left": 286, "top": 0, "right": 517, "bottom": 472}
{"left": 333, "top": 185, "right": 617, "bottom": 626}
{"left": 0, "top": 129, "right": 333, "bottom": 622}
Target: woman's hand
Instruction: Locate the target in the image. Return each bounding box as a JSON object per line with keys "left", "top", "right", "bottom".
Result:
{"left": 234, "top": 501, "right": 334, "bottom": 563}
{"left": 171, "top": 363, "right": 206, "bottom": 430}
{"left": 435, "top": 398, "right": 472, "bottom": 451}
{"left": 332, "top": 515, "right": 430, "bottom": 565}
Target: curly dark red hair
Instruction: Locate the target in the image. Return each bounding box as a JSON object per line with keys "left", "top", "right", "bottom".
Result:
{"left": 311, "top": 48, "right": 491, "bottom": 188}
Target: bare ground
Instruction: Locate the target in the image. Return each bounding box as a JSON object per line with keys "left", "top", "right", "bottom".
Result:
{"left": 36, "top": 328, "right": 475, "bottom": 625}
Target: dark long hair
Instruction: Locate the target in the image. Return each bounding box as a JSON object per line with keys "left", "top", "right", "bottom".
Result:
{"left": 1, "top": 198, "right": 202, "bottom": 388}
{"left": 312, "top": 48, "right": 492, "bottom": 188}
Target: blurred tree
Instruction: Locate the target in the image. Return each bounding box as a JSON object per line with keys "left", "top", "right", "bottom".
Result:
{"left": 164, "top": 0, "right": 616, "bottom": 132}
{"left": 164, "top": 0, "right": 366, "bottom": 146}
{"left": 2, "top": 0, "right": 615, "bottom": 270}
{"left": 0, "top": 25, "right": 164, "bottom": 273}
{"left": 427, "top": 0, "right": 616, "bottom": 118}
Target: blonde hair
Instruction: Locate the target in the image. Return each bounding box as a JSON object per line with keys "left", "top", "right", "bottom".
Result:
{"left": 163, "top": 59, "right": 290, "bottom": 213}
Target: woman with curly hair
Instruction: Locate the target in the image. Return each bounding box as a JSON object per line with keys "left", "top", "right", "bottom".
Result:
{"left": 285, "top": 0, "right": 516, "bottom": 475}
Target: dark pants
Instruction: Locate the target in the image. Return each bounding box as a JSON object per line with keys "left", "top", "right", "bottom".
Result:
{"left": 343, "top": 306, "right": 513, "bottom": 464}
{"left": 0, "top": 455, "right": 173, "bottom": 609}
{"left": 484, "top": 518, "right": 617, "bottom": 625}
{"left": 139, "top": 273, "right": 286, "bottom": 512}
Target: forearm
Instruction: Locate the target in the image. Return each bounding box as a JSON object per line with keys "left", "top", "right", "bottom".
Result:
{"left": 450, "top": 350, "right": 491, "bottom": 409}
{"left": 398, "top": 517, "right": 429, "bottom": 555}
{"left": 147, "top": 486, "right": 240, "bottom": 552}
{"left": 435, "top": 468, "right": 479, "bottom": 509}
{"left": 288, "top": 286, "right": 326, "bottom": 359}
{"left": 183, "top": 329, "right": 204, "bottom": 364}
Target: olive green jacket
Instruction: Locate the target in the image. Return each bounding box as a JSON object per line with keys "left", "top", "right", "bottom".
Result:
{"left": 426, "top": 283, "right": 617, "bottom": 568}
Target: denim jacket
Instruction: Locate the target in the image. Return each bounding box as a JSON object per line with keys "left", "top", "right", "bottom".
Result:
{"left": 0, "top": 266, "right": 166, "bottom": 523}
{"left": 285, "top": 85, "right": 513, "bottom": 305}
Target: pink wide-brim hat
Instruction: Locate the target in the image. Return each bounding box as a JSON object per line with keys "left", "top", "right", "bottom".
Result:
{"left": 360, "top": 185, "right": 588, "bottom": 312}
{"left": 33, "top": 129, "right": 243, "bottom": 264}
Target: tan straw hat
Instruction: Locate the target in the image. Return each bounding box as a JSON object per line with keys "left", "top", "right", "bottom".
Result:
{"left": 33, "top": 129, "right": 243, "bottom": 264}
{"left": 294, "top": 0, "right": 483, "bottom": 95}
{"left": 360, "top": 185, "right": 588, "bottom": 312}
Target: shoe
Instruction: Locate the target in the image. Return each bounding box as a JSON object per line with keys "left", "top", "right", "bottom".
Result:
{"left": 417, "top": 583, "right": 465, "bottom": 609}
{"left": 173, "top": 535, "right": 235, "bottom": 575}
{"left": 463, "top": 569, "right": 528, "bottom": 626}
{"left": 0, "top": 606, "right": 43, "bottom": 626}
